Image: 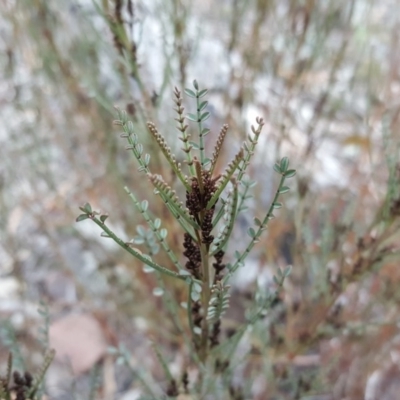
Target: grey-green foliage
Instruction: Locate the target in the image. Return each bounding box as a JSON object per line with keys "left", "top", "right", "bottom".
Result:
{"left": 77, "top": 81, "right": 296, "bottom": 397}
{"left": 37, "top": 301, "right": 50, "bottom": 350}
{"left": 0, "top": 320, "right": 25, "bottom": 372}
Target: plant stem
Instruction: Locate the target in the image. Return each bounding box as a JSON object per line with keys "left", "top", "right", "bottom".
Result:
{"left": 223, "top": 173, "right": 287, "bottom": 282}
{"left": 196, "top": 93, "right": 206, "bottom": 166}
{"left": 125, "top": 186, "right": 184, "bottom": 271}
{"left": 91, "top": 216, "right": 187, "bottom": 281}
{"left": 199, "top": 241, "right": 211, "bottom": 363}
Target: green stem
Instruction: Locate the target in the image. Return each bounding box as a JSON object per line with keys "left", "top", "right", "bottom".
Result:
{"left": 211, "top": 181, "right": 238, "bottom": 256}
{"left": 223, "top": 173, "right": 287, "bottom": 283}
{"left": 236, "top": 179, "right": 251, "bottom": 214}
{"left": 212, "top": 198, "right": 226, "bottom": 228}
{"left": 236, "top": 127, "right": 262, "bottom": 183}
{"left": 175, "top": 106, "right": 195, "bottom": 177}
{"left": 206, "top": 148, "right": 244, "bottom": 210}
{"left": 91, "top": 217, "right": 186, "bottom": 281}
{"left": 125, "top": 187, "right": 184, "bottom": 271}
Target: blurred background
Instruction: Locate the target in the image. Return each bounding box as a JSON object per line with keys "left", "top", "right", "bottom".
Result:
{"left": 1, "top": 0, "right": 400, "bottom": 399}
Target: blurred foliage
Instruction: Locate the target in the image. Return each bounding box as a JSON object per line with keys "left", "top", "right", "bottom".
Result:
{"left": 1, "top": 0, "right": 400, "bottom": 399}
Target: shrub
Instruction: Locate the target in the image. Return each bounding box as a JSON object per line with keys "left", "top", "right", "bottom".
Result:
{"left": 76, "top": 81, "right": 296, "bottom": 398}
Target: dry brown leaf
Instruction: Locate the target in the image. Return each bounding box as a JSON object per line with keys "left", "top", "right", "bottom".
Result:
{"left": 49, "top": 313, "right": 107, "bottom": 374}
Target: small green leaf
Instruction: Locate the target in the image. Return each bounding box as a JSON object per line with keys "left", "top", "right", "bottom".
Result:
{"left": 254, "top": 217, "right": 262, "bottom": 226}
{"left": 154, "top": 218, "right": 161, "bottom": 229}
{"left": 144, "top": 153, "right": 151, "bottom": 166}
{"left": 160, "top": 228, "right": 168, "bottom": 239}
{"left": 184, "top": 88, "right": 196, "bottom": 98}
{"left": 143, "top": 265, "right": 155, "bottom": 273}
{"left": 272, "top": 202, "right": 282, "bottom": 209}
{"left": 279, "top": 186, "right": 290, "bottom": 194}
{"left": 151, "top": 243, "right": 160, "bottom": 254}
{"left": 280, "top": 157, "right": 289, "bottom": 172}
{"left": 201, "top": 127, "right": 210, "bottom": 136}
{"left": 248, "top": 180, "right": 257, "bottom": 188}
{"left": 76, "top": 214, "right": 89, "bottom": 222}
{"left": 247, "top": 227, "right": 256, "bottom": 237}
{"left": 133, "top": 237, "right": 145, "bottom": 244}
{"left": 118, "top": 109, "right": 127, "bottom": 123}
{"left": 100, "top": 214, "right": 109, "bottom": 223}
{"left": 136, "top": 225, "right": 146, "bottom": 236}
{"left": 199, "top": 101, "right": 208, "bottom": 111}
{"left": 284, "top": 169, "right": 296, "bottom": 178}
{"left": 200, "top": 112, "right": 210, "bottom": 121}
{"left": 187, "top": 113, "right": 198, "bottom": 122}
{"left": 100, "top": 232, "right": 111, "bottom": 238}
{"left": 193, "top": 282, "right": 202, "bottom": 293}
{"left": 203, "top": 158, "right": 211, "bottom": 166}
{"left": 273, "top": 163, "right": 281, "bottom": 174}
{"left": 193, "top": 80, "right": 199, "bottom": 90}
{"left": 127, "top": 120, "right": 134, "bottom": 133}
{"left": 189, "top": 141, "right": 200, "bottom": 149}
{"left": 198, "top": 89, "right": 208, "bottom": 97}
{"left": 142, "top": 254, "right": 152, "bottom": 261}
{"left": 284, "top": 265, "right": 292, "bottom": 277}
{"left": 191, "top": 291, "right": 200, "bottom": 302}
{"left": 81, "top": 202, "right": 92, "bottom": 213}
{"left": 141, "top": 200, "right": 148, "bottom": 211}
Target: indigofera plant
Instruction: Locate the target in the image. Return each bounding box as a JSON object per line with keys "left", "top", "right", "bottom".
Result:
{"left": 76, "top": 81, "right": 296, "bottom": 397}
